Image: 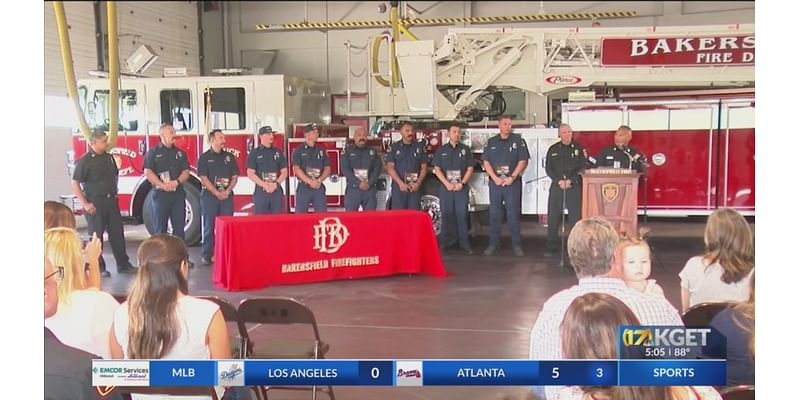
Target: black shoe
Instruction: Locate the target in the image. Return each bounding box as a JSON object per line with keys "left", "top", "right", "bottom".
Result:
{"left": 483, "top": 246, "right": 498, "bottom": 256}
{"left": 513, "top": 246, "right": 524, "bottom": 257}
{"left": 100, "top": 270, "right": 111, "bottom": 278}
{"left": 118, "top": 265, "right": 138, "bottom": 274}
{"left": 201, "top": 257, "right": 212, "bottom": 266}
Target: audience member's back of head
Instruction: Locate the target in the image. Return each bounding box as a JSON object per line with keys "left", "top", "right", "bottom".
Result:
{"left": 561, "top": 293, "right": 672, "bottom": 400}
{"left": 127, "top": 234, "right": 189, "bottom": 359}
{"left": 733, "top": 272, "right": 755, "bottom": 358}
{"left": 704, "top": 208, "right": 754, "bottom": 283}
{"left": 567, "top": 217, "right": 619, "bottom": 278}
{"left": 44, "top": 201, "right": 76, "bottom": 229}
{"left": 44, "top": 227, "right": 88, "bottom": 307}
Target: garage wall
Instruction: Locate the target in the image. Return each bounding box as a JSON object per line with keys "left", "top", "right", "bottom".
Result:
{"left": 206, "top": 1, "right": 755, "bottom": 95}
{"left": 44, "top": 1, "right": 201, "bottom": 203}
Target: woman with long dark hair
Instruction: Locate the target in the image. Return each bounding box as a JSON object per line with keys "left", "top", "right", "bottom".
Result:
{"left": 110, "top": 235, "right": 229, "bottom": 398}
{"left": 558, "top": 293, "right": 721, "bottom": 400}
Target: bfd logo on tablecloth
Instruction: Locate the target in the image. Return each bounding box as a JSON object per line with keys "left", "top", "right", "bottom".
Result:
{"left": 313, "top": 217, "right": 350, "bottom": 254}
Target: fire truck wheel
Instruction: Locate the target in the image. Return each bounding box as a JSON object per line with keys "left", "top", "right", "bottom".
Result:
{"left": 141, "top": 184, "right": 202, "bottom": 246}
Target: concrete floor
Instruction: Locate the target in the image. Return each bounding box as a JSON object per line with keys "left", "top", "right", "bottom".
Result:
{"left": 95, "top": 217, "right": 718, "bottom": 400}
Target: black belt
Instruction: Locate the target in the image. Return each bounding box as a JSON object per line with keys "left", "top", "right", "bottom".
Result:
{"left": 90, "top": 193, "right": 117, "bottom": 199}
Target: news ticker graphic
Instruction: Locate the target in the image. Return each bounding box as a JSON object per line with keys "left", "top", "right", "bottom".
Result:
{"left": 92, "top": 359, "right": 726, "bottom": 387}
{"left": 618, "top": 325, "right": 727, "bottom": 360}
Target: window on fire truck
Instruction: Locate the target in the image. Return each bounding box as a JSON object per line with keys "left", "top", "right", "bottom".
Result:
{"left": 204, "top": 87, "right": 246, "bottom": 130}
{"left": 90, "top": 89, "right": 139, "bottom": 131}
{"left": 160, "top": 89, "right": 193, "bottom": 131}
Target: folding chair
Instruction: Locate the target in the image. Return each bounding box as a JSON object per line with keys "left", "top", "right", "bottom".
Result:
{"left": 197, "top": 296, "right": 252, "bottom": 359}
{"left": 238, "top": 297, "right": 334, "bottom": 400}
{"left": 719, "top": 385, "right": 755, "bottom": 400}
{"left": 682, "top": 301, "right": 735, "bottom": 327}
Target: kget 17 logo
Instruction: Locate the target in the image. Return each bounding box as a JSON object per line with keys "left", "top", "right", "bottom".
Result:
{"left": 621, "top": 326, "right": 711, "bottom": 347}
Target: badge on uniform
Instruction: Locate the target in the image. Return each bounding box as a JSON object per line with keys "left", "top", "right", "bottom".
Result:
{"left": 512, "top": 142, "right": 517, "bottom": 150}
{"left": 274, "top": 153, "right": 279, "bottom": 160}
{"left": 225, "top": 155, "right": 231, "bottom": 163}
{"left": 177, "top": 152, "right": 183, "bottom": 159}
{"left": 396, "top": 150, "right": 401, "bottom": 155}
{"left": 369, "top": 150, "right": 375, "bottom": 156}
{"left": 574, "top": 149, "right": 579, "bottom": 156}
{"left": 460, "top": 149, "right": 466, "bottom": 157}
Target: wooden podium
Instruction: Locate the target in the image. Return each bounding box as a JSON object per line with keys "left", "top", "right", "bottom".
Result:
{"left": 581, "top": 169, "right": 641, "bottom": 235}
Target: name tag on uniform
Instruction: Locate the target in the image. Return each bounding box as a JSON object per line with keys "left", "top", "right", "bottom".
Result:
{"left": 214, "top": 177, "right": 230, "bottom": 191}
{"left": 446, "top": 170, "right": 462, "bottom": 183}
{"left": 306, "top": 167, "right": 321, "bottom": 179}
{"left": 354, "top": 169, "right": 368, "bottom": 182}
{"left": 262, "top": 172, "right": 277, "bottom": 183}
{"left": 495, "top": 165, "right": 510, "bottom": 178}
{"left": 405, "top": 172, "right": 419, "bottom": 184}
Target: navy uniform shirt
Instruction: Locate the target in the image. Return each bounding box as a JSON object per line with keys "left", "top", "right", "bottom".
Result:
{"left": 341, "top": 145, "right": 382, "bottom": 189}
{"left": 246, "top": 145, "right": 287, "bottom": 183}
{"left": 545, "top": 141, "right": 588, "bottom": 184}
{"left": 143, "top": 143, "right": 190, "bottom": 192}
{"left": 481, "top": 133, "right": 530, "bottom": 179}
{"left": 292, "top": 143, "right": 330, "bottom": 181}
{"left": 597, "top": 145, "right": 647, "bottom": 172}
{"left": 72, "top": 148, "right": 119, "bottom": 198}
{"left": 433, "top": 142, "right": 474, "bottom": 184}
{"left": 197, "top": 148, "right": 240, "bottom": 192}
{"left": 386, "top": 140, "right": 427, "bottom": 184}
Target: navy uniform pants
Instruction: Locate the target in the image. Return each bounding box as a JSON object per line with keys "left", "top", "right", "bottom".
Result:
{"left": 488, "top": 182, "right": 522, "bottom": 248}
{"left": 152, "top": 189, "right": 186, "bottom": 241}
{"left": 345, "top": 187, "right": 377, "bottom": 211}
{"left": 439, "top": 187, "right": 470, "bottom": 249}
{"left": 200, "top": 189, "right": 234, "bottom": 260}
{"left": 391, "top": 183, "right": 422, "bottom": 210}
{"left": 254, "top": 187, "right": 284, "bottom": 214}
{"left": 296, "top": 184, "right": 327, "bottom": 213}
{"left": 546, "top": 184, "right": 582, "bottom": 251}
{"left": 85, "top": 194, "right": 131, "bottom": 271}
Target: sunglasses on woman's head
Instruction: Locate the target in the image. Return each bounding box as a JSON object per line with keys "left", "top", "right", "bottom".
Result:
{"left": 45, "top": 266, "right": 64, "bottom": 282}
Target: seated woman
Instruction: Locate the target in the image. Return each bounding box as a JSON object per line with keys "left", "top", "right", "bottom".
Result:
{"left": 110, "top": 234, "right": 230, "bottom": 399}
{"left": 558, "top": 293, "right": 721, "bottom": 400}
{"left": 679, "top": 208, "right": 754, "bottom": 312}
{"left": 44, "top": 228, "right": 118, "bottom": 359}
{"left": 710, "top": 273, "right": 755, "bottom": 386}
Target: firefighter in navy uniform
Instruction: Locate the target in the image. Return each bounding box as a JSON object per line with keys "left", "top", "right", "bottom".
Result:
{"left": 597, "top": 125, "right": 648, "bottom": 172}
{"left": 386, "top": 122, "right": 428, "bottom": 210}
{"left": 246, "top": 126, "right": 288, "bottom": 214}
{"left": 544, "top": 123, "right": 589, "bottom": 256}
{"left": 432, "top": 124, "right": 475, "bottom": 254}
{"left": 292, "top": 123, "right": 331, "bottom": 213}
{"left": 197, "top": 129, "right": 239, "bottom": 265}
{"left": 70, "top": 130, "right": 137, "bottom": 276}
{"left": 143, "top": 124, "right": 194, "bottom": 268}
{"left": 481, "top": 116, "right": 530, "bottom": 257}
{"left": 341, "top": 127, "right": 383, "bottom": 211}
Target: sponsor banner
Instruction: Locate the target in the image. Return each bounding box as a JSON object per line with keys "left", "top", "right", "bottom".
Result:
{"left": 601, "top": 35, "right": 755, "bottom": 66}
{"left": 92, "top": 360, "right": 150, "bottom": 387}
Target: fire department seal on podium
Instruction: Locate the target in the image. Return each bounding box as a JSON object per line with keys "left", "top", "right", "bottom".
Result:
{"left": 601, "top": 183, "right": 620, "bottom": 203}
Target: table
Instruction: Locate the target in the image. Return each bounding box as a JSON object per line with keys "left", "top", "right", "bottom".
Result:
{"left": 212, "top": 211, "right": 447, "bottom": 291}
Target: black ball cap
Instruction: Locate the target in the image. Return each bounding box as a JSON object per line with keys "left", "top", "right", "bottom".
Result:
{"left": 258, "top": 126, "right": 274, "bottom": 135}
{"left": 303, "top": 123, "right": 319, "bottom": 133}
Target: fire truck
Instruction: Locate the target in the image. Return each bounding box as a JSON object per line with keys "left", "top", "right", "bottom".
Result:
{"left": 342, "top": 22, "right": 755, "bottom": 228}
{"left": 63, "top": 23, "right": 754, "bottom": 245}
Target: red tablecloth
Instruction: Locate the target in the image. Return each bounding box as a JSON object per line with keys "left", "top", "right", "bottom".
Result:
{"left": 212, "top": 211, "right": 447, "bottom": 291}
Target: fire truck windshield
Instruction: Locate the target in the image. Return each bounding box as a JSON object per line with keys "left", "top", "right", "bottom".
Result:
{"left": 87, "top": 89, "right": 140, "bottom": 132}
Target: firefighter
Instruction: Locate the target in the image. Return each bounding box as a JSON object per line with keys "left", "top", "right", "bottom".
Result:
{"left": 197, "top": 129, "right": 239, "bottom": 265}
{"left": 597, "top": 125, "right": 648, "bottom": 172}
{"left": 70, "top": 129, "right": 137, "bottom": 276}
{"left": 292, "top": 123, "right": 331, "bottom": 213}
{"left": 432, "top": 124, "right": 475, "bottom": 254}
{"left": 246, "top": 126, "right": 288, "bottom": 214}
{"left": 544, "top": 123, "right": 588, "bottom": 257}
{"left": 341, "top": 127, "right": 383, "bottom": 211}
{"left": 143, "top": 124, "right": 193, "bottom": 259}
{"left": 386, "top": 122, "right": 428, "bottom": 210}
{"left": 481, "top": 116, "right": 530, "bottom": 257}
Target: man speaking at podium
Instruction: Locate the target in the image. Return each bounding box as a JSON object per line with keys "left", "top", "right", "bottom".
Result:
{"left": 597, "top": 125, "right": 648, "bottom": 172}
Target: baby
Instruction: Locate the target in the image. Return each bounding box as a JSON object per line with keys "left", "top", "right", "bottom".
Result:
{"left": 617, "top": 228, "right": 664, "bottom": 297}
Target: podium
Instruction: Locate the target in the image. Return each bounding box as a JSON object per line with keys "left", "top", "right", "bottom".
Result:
{"left": 581, "top": 169, "right": 641, "bottom": 235}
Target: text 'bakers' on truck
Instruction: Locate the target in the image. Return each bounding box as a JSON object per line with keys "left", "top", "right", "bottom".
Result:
{"left": 62, "top": 23, "right": 754, "bottom": 246}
